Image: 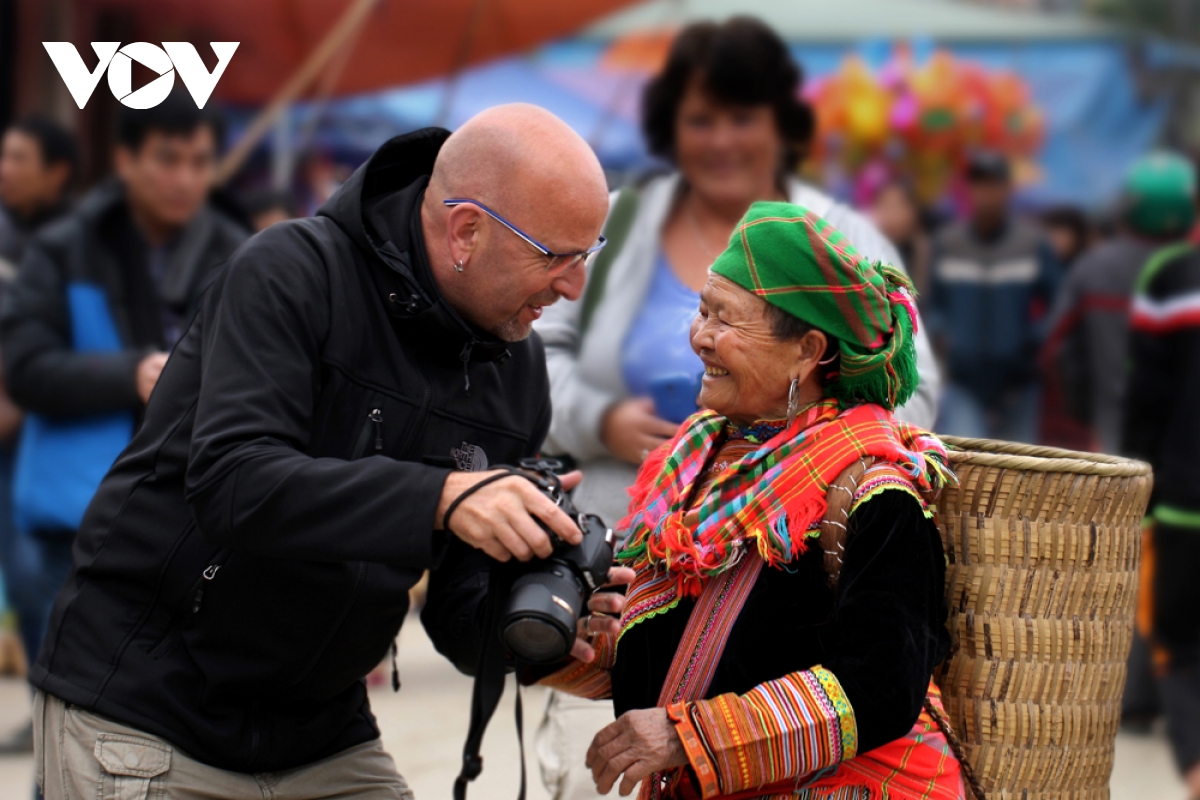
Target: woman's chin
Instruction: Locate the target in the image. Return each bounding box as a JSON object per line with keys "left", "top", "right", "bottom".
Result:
{"left": 697, "top": 383, "right": 732, "bottom": 418}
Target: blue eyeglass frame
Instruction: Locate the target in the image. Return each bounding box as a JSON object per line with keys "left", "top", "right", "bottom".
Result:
{"left": 443, "top": 198, "right": 607, "bottom": 268}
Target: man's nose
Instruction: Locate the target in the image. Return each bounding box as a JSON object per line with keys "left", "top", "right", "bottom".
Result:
{"left": 552, "top": 262, "right": 586, "bottom": 303}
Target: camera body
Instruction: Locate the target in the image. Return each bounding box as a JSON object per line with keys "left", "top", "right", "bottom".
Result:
{"left": 501, "top": 458, "right": 615, "bottom": 664}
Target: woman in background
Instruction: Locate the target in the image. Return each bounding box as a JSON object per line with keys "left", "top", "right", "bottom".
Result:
{"left": 867, "top": 177, "right": 933, "bottom": 301}
{"left": 534, "top": 17, "right": 941, "bottom": 800}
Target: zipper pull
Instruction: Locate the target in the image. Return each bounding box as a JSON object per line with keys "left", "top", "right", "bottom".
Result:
{"left": 459, "top": 341, "right": 473, "bottom": 393}
{"left": 369, "top": 408, "right": 383, "bottom": 451}
{"left": 193, "top": 565, "right": 222, "bottom": 613}
{"left": 391, "top": 640, "right": 401, "bottom": 692}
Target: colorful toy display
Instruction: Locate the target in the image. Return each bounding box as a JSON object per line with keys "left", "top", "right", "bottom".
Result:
{"left": 804, "top": 44, "right": 1045, "bottom": 206}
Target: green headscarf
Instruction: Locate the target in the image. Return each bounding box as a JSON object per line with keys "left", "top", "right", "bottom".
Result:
{"left": 710, "top": 201, "right": 919, "bottom": 410}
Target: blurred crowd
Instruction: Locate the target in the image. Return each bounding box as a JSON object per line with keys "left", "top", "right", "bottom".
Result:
{"left": 1, "top": 12, "right": 1199, "bottom": 800}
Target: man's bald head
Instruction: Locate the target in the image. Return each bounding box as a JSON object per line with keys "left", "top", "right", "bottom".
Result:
{"left": 422, "top": 104, "right": 609, "bottom": 342}
{"left": 429, "top": 103, "right": 607, "bottom": 220}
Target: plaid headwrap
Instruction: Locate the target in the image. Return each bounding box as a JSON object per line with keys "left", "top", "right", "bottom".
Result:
{"left": 711, "top": 201, "right": 920, "bottom": 410}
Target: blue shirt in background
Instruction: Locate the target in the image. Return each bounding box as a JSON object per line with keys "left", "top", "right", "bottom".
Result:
{"left": 621, "top": 252, "right": 705, "bottom": 399}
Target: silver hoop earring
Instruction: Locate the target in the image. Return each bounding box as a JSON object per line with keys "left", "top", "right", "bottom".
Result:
{"left": 453, "top": 260, "right": 464, "bottom": 273}
{"left": 786, "top": 377, "right": 801, "bottom": 427}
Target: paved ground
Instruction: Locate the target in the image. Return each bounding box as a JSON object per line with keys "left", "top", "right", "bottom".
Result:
{"left": 0, "top": 619, "right": 1186, "bottom": 799}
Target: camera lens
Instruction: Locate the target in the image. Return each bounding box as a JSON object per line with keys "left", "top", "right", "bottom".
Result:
{"left": 501, "top": 565, "right": 584, "bottom": 663}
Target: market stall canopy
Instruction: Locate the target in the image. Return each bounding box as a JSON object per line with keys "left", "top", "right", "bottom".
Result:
{"left": 581, "top": 0, "right": 1113, "bottom": 42}
{"left": 87, "top": 0, "right": 642, "bottom": 104}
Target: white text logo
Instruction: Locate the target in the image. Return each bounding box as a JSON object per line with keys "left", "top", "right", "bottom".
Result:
{"left": 42, "top": 42, "right": 239, "bottom": 109}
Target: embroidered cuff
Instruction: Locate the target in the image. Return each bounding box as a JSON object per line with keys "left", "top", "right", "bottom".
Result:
{"left": 537, "top": 633, "right": 614, "bottom": 699}
{"left": 685, "top": 666, "right": 858, "bottom": 794}
{"left": 667, "top": 702, "right": 721, "bottom": 799}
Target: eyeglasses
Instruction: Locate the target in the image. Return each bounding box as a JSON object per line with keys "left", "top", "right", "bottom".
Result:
{"left": 443, "top": 198, "right": 607, "bottom": 272}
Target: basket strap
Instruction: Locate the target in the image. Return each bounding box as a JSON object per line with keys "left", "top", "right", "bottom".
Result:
{"left": 922, "top": 696, "right": 987, "bottom": 800}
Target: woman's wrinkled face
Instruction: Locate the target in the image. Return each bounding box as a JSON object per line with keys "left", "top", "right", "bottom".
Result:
{"left": 690, "top": 274, "right": 805, "bottom": 424}
{"left": 674, "top": 77, "right": 784, "bottom": 207}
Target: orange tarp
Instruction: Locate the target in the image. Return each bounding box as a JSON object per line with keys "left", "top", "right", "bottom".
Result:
{"left": 82, "top": 0, "right": 641, "bottom": 104}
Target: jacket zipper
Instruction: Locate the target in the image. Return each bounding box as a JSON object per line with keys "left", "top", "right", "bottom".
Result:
{"left": 350, "top": 405, "right": 384, "bottom": 459}
{"left": 191, "top": 552, "right": 231, "bottom": 614}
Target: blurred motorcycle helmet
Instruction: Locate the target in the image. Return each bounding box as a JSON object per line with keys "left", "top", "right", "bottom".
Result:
{"left": 1123, "top": 151, "right": 1197, "bottom": 239}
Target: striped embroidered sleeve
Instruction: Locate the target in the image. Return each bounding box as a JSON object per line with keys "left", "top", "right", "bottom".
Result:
{"left": 849, "top": 462, "right": 928, "bottom": 518}
{"left": 667, "top": 665, "right": 857, "bottom": 798}
{"left": 537, "top": 632, "right": 615, "bottom": 699}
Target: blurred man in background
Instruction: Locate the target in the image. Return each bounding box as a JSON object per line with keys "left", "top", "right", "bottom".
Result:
{"left": 929, "top": 151, "right": 1060, "bottom": 442}
{"left": 0, "top": 116, "right": 76, "bottom": 270}
{"left": 0, "top": 89, "right": 246, "bottom": 723}
{"left": 1044, "top": 152, "right": 1196, "bottom": 455}
{"left": 0, "top": 114, "right": 78, "bottom": 755}
{"left": 1123, "top": 208, "right": 1200, "bottom": 798}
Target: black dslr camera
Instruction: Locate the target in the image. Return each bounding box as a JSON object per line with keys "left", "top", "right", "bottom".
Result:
{"left": 502, "top": 458, "right": 615, "bottom": 664}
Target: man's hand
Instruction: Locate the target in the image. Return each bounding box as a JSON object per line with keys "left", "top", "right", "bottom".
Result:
{"left": 570, "top": 566, "right": 636, "bottom": 663}
{"left": 586, "top": 707, "right": 688, "bottom": 795}
{"left": 602, "top": 398, "right": 679, "bottom": 464}
{"left": 136, "top": 352, "right": 169, "bottom": 404}
{"left": 436, "top": 470, "right": 584, "bottom": 562}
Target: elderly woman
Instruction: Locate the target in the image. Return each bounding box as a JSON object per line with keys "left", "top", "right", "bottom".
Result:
{"left": 535, "top": 22, "right": 939, "bottom": 796}
{"left": 544, "top": 202, "right": 962, "bottom": 800}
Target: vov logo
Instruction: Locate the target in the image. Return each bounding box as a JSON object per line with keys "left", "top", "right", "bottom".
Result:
{"left": 42, "top": 42, "right": 239, "bottom": 110}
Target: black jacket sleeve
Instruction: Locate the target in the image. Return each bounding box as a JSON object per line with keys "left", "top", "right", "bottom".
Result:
{"left": 183, "top": 229, "right": 452, "bottom": 567}
{"left": 825, "top": 489, "right": 951, "bottom": 753}
{"left": 1, "top": 237, "right": 143, "bottom": 416}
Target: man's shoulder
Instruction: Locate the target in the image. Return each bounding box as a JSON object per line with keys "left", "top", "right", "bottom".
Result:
{"left": 1070, "top": 238, "right": 1153, "bottom": 290}
{"left": 205, "top": 206, "right": 251, "bottom": 253}
{"left": 1139, "top": 243, "right": 1200, "bottom": 300}
{"left": 220, "top": 218, "right": 345, "bottom": 290}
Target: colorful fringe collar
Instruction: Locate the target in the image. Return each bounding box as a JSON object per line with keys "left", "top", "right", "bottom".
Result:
{"left": 616, "top": 399, "right": 955, "bottom": 599}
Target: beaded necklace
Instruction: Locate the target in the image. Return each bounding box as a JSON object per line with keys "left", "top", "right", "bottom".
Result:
{"left": 727, "top": 419, "right": 788, "bottom": 445}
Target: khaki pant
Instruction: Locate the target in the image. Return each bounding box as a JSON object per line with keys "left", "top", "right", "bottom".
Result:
{"left": 34, "top": 691, "right": 414, "bottom": 800}
{"left": 535, "top": 691, "right": 616, "bottom": 800}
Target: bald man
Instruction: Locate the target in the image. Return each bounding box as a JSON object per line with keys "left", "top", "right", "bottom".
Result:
{"left": 30, "top": 106, "right": 611, "bottom": 799}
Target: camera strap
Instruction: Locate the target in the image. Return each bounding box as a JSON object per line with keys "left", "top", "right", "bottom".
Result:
{"left": 454, "top": 564, "right": 528, "bottom": 800}
{"left": 453, "top": 459, "right": 567, "bottom": 800}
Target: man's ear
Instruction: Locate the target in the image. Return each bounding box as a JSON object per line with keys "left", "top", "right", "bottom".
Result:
{"left": 46, "top": 162, "right": 71, "bottom": 197}
{"left": 113, "top": 146, "right": 133, "bottom": 182}
{"left": 445, "top": 204, "right": 482, "bottom": 266}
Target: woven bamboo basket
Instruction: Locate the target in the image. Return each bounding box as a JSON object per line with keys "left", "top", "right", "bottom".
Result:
{"left": 934, "top": 436, "right": 1152, "bottom": 800}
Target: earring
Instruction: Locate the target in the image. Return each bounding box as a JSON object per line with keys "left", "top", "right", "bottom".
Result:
{"left": 453, "top": 259, "right": 464, "bottom": 273}
{"left": 786, "top": 377, "right": 800, "bottom": 427}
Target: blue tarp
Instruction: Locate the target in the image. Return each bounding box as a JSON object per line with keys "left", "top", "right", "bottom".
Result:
{"left": 230, "top": 35, "right": 1173, "bottom": 210}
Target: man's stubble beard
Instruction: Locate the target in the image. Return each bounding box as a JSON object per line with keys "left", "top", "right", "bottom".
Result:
{"left": 493, "top": 315, "right": 533, "bottom": 343}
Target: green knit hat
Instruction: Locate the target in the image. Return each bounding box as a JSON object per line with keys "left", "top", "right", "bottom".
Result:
{"left": 710, "top": 201, "right": 919, "bottom": 410}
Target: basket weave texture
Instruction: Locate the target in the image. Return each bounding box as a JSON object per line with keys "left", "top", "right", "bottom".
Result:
{"left": 934, "top": 436, "right": 1152, "bottom": 800}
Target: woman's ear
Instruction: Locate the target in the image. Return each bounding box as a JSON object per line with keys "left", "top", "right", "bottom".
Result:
{"left": 797, "top": 329, "right": 828, "bottom": 370}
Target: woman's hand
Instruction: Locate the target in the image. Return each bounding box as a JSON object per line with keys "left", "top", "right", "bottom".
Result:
{"left": 602, "top": 398, "right": 680, "bottom": 464}
{"left": 570, "top": 566, "right": 636, "bottom": 663}
{"left": 586, "top": 707, "right": 689, "bottom": 795}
